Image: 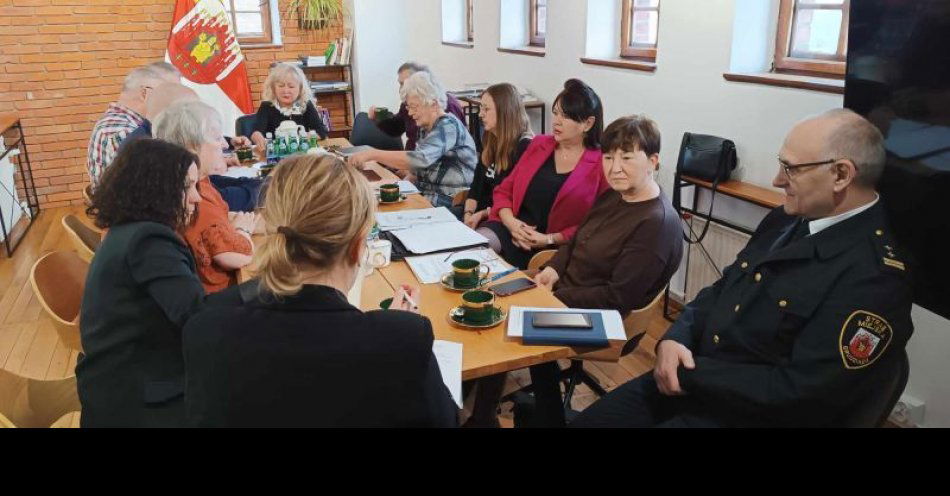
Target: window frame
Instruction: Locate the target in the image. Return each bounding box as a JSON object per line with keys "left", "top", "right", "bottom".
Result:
{"left": 620, "top": 0, "right": 660, "bottom": 61}
{"left": 224, "top": 0, "right": 274, "bottom": 46}
{"left": 466, "top": 0, "right": 475, "bottom": 43}
{"left": 774, "top": 0, "right": 849, "bottom": 77}
{"left": 529, "top": 0, "right": 546, "bottom": 48}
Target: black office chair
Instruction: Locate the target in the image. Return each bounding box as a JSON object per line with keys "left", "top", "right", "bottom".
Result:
{"left": 235, "top": 113, "right": 256, "bottom": 138}
{"left": 836, "top": 350, "right": 910, "bottom": 427}
{"left": 350, "top": 112, "right": 404, "bottom": 151}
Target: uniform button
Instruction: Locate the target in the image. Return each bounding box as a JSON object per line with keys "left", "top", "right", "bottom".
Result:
{"left": 713, "top": 335, "right": 720, "bottom": 345}
{"left": 779, "top": 300, "right": 788, "bottom": 308}
{"left": 740, "top": 262, "right": 749, "bottom": 269}
{"left": 734, "top": 304, "right": 741, "bottom": 313}
{"left": 876, "top": 230, "right": 884, "bottom": 236}
{"left": 754, "top": 273, "right": 762, "bottom": 282}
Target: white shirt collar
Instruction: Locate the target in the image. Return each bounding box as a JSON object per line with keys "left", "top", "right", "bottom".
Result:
{"left": 808, "top": 193, "right": 880, "bottom": 236}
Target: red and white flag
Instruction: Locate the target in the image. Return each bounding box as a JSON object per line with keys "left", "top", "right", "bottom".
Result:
{"left": 166, "top": 0, "right": 254, "bottom": 135}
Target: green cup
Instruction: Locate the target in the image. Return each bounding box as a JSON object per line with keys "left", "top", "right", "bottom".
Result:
{"left": 380, "top": 297, "right": 393, "bottom": 310}
{"left": 460, "top": 290, "right": 496, "bottom": 324}
{"left": 236, "top": 146, "right": 254, "bottom": 162}
{"left": 375, "top": 107, "right": 394, "bottom": 121}
{"left": 379, "top": 183, "right": 400, "bottom": 202}
{"left": 452, "top": 258, "right": 490, "bottom": 288}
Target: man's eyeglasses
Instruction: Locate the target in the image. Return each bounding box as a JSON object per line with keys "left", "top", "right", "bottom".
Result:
{"left": 777, "top": 157, "right": 847, "bottom": 179}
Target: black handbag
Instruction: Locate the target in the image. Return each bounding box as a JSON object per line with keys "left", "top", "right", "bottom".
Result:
{"left": 673, "top": 133, "right": 738, "bottom": 244}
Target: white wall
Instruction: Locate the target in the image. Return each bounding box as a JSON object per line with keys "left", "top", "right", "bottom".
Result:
{"left": 353, "top": 0, "right": 950, "bottom": 427}
{"left": 349, "top": 0, "right": 409, "bottom": 112}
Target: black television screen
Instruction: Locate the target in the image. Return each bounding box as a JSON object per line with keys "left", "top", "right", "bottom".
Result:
{"left": 845, "top": 0, "right": 950, "bottom": 319}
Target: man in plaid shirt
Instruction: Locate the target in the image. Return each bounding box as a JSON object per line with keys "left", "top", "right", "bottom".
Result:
{"left": 86, "top": 63, "right": 181, "bottom": 188}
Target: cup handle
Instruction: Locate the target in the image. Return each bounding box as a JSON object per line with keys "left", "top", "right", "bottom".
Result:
{"left": 478, "top": 265, "right": 491, "bottom": 283}
{"left": 371, "top": 251, "right": 388, "bottom": 268}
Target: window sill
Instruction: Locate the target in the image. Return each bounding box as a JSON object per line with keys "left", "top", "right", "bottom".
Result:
{"left": 722, "top": 72, "right": 844, "bottom": 95}
{"left": 442, "top": 41, "right": 474, "bottom": 49}
{"left": 239, "top": 43, "right": 284, "bottom": 51}
{"left": 497, "top": 46, "right": 546, "bottom": 57}
{"left": 580, "top": 57, "right": 656, "bottom": 73}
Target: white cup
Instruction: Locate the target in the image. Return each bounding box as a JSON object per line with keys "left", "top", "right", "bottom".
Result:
{"left": 367, "top": 239, "right": 392, "bottom": 268}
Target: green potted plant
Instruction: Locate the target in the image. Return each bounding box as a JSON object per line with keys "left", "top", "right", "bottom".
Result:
{"left": 287, "top": 0, "right": 345, "bottom": 30}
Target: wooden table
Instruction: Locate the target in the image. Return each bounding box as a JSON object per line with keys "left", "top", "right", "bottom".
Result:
{"left": 243, "top": 139, "right": 622, "bottom": 380}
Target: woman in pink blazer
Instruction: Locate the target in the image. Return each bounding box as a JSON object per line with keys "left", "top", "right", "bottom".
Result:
{"left": 479, "top": 79, "right": 609, "bottom": 269}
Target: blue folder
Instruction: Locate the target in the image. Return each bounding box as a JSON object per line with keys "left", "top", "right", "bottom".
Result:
{"left": 522, "top": 312, "right": 609, "bottom": 347}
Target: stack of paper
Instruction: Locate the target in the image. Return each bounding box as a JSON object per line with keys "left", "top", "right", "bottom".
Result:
{"left": 432, "top": 340, "right": 463, "bottom": 408}
{"left": 375, "top": 207, "right": 458, "bottom": 231}
{"left": 390, "top": 222, "right": 488, "bottom": 254}
{"left": 406, "top": 248, "right": 512, "bottom": 284}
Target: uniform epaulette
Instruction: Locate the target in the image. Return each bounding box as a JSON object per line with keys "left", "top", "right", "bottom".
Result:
{"left": 871, "top": 228, "right": 905, "bottom": 273}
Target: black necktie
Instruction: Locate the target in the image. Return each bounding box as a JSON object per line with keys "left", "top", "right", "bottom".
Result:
{"left": 771, "top": 218, "right": 809, "bottom": 252}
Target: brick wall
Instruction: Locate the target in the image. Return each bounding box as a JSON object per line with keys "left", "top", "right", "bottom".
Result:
{"left": 0, "top": 0, "right": 345, "bottom": 208}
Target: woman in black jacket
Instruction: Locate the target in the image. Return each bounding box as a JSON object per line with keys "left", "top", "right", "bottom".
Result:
{"left": 462, "top": 83, "right": 533, "bottom": 229}
{"left": 77, "top": 138, "right": 204, "bottom": 427}
{"left": 182, "top": 154, "right": 458, "bottom": 427}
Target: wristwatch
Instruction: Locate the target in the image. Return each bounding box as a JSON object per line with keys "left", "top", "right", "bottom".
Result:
{"left": 547, "top": 234, "right": 555, "bottom": 246}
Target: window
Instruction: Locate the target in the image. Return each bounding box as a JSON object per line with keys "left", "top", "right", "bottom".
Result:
{"left": 620, "top": 0, "right": 659, "bottom": 61}
{"left": 529, "top": 0, "right": 546, "bottom": 47}
{"left": 224, "top": 0, "right": 274, "bottom": 45}
{"left": 774, "top": 0, "right": 849, "bottom": 76}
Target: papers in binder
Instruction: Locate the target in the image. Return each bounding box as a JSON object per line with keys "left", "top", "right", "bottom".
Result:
{"left": 432, "top": 340, "right": 463, "bottom": 408}
{"left": 389, "top": 221, "right": 488, "bottom": 254}
{"left": 406, "top": 248, "right": 512, "bottom": 284}
{"left": 375, "top": 207, "right": 458, "bottom": 231}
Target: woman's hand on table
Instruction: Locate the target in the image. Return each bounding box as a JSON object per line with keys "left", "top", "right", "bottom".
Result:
{"left": 347, "top": 151, "right": 373, "bottom": 168}
{"left": 534, "top": 267, "right": 559, "bottom": 290}
{"left": 393, "top": 284, "right": 421, "bottom": 314}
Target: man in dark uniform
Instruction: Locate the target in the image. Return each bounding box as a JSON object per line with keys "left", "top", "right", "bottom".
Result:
{"left": 572, "top": 109, "right": 914, "bottom": 427}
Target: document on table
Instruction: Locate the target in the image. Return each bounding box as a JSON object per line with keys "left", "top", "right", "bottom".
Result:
{"left": 389, "top": 221, "right": 489, "bottom": 254}
{"left": 221, "top": 166, "right": 262, "bottom": 179}
{"left": 506, "top": 306, "right": 626, "bottom": 341}
{"left": 375, "top": 207, "right": 457, "bottom": 231}
{"left": 406, "top": 248, "right": 512, "bottom": 284}
{"left": 433, "top": 340, "right": 463, "bottom": 408}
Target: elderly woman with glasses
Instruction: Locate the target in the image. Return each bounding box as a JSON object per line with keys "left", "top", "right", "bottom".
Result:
{"left": 348, "top": 71, "right": 477, "bottom": 208}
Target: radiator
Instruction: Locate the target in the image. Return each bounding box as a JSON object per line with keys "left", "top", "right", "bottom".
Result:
{"left": 682, "top": 217, "right": 752, "bottom": 302}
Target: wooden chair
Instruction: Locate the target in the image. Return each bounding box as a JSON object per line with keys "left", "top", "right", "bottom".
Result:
{"left": 82, "top": 184, "right": 93, "bottom": 206}
{"left": 62, "top": 214, "right": 101, "bottom": 263}
{"left": 452, "top": 189, "right": 470, "bottom": 208}
{"left": 30, "top": 251, "right": 88, "bottom": 354}
{"left": 561, "top": 286, "right": 669, "bottom": 410}
{"left": 0, "top": 368, "right": 80, "bottom": 428}
{"left": 527, "top": 249, "right": 557, "bottom": 272}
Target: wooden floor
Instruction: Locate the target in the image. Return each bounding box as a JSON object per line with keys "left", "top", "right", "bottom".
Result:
{"left": 0, "top": 206, "right": 672, "bottom": 428}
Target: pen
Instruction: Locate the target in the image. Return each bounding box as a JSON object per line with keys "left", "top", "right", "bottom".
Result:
{"left": 489, "top": 268, "right": 517, "bottom": 282}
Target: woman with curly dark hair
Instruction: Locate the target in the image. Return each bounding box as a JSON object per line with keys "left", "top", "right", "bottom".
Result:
{"left": 78, "top": 138, "right": 204, "bottom": 428}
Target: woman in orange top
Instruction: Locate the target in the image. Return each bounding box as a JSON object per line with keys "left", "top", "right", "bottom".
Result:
{"left": 154, "top": 100, "right": 257, "bottom": 293}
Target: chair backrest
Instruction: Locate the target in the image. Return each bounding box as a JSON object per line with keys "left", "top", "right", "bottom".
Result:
{"left": 837, "top": 350, "right": 910, "bottom": 427}
{"left": 82, "top": 184, "right": 93, "bottom": 206}
{"left": 0, "top": 368, "right": 80, "bottom": 428}
{"left": 30, "top": 251, "right": 88, "bottom": 353}
{"left": 527, "top": 249, "right": 558, "bottom": 272}
{"left": 452, "top": 189, "right": 469, "bottom": 207}
{"left": 619, "top": 286, "right": 668, "bottom": 356}
{"left": 235, "top": 113, "right": 257, "bottom": 138}
{"left": 62, "top": 214, "right": 100, "bottom": 262}
{"left": 350, "top": 112, "right": 404, "bottom": 151}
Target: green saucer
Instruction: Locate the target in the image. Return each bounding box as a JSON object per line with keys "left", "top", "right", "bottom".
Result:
{"left": 448, "top": 306, "right": 507, "bottom": 329}
{"left": 440, "top": 272, "right": 489, "bottom": 292}
{"left": 378, "top": 194, "right": 407, "bottom": 204}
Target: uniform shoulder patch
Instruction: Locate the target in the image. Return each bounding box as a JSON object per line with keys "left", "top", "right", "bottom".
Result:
{"left": 839, "top": 310, "right": 893, "bottom": 369}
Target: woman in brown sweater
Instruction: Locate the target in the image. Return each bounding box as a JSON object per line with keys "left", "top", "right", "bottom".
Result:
{"left": 524, "top": 115, "right": 684, "bottom": 427}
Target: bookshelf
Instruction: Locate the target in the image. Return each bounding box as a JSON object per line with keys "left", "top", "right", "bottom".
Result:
{"left": 302, "top": 64, "right": 356, "bottom": 139}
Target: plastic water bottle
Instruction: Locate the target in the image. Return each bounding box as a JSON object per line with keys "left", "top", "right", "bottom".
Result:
{"left": 277, "top": 136, "right": 288, "bottom": 158}
{"left": 309, "top": 130, "right": 319, "bottom": 149}
{"left": 265, "top": 132, "right": 276, "bottom": 165}
{"left": 298, "top": 130, "right": 310, "bottom": 153}
{"left": 288, "top": 135, "right": 300, "bottom": 155}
